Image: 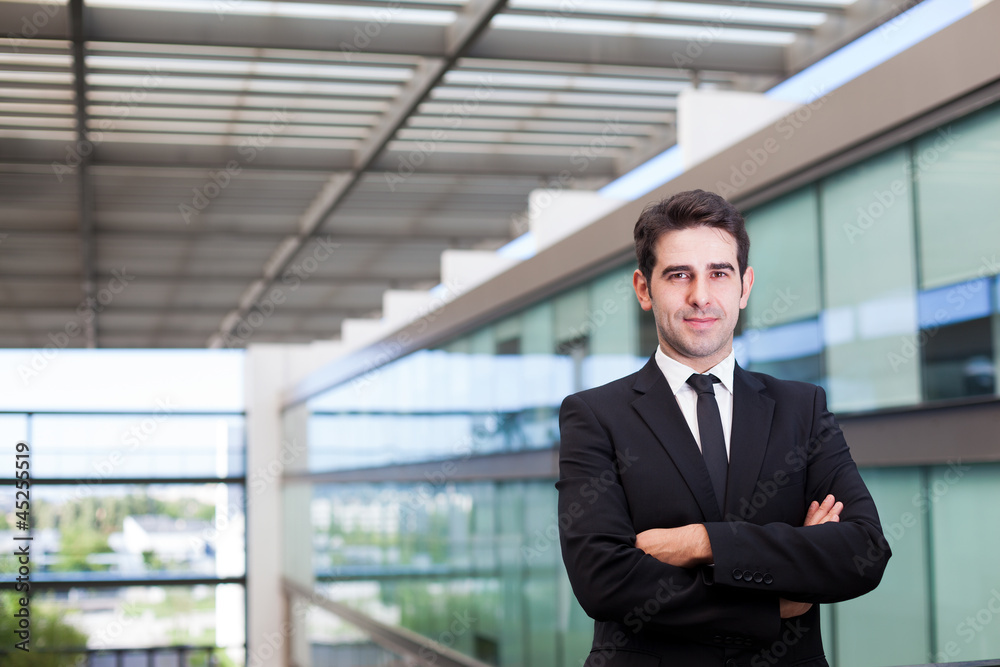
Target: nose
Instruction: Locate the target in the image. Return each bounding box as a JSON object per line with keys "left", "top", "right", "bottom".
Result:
{"left": 689, "top": 275, "right": 711, "bottom": 310}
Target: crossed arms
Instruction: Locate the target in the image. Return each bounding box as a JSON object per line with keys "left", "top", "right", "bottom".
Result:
{"left": 634, "top": 495, "right": 843, "bottom": 619}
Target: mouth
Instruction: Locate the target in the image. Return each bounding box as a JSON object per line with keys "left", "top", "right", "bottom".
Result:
{"left": 684, "top": 317, "right": 718, "bottom": 330}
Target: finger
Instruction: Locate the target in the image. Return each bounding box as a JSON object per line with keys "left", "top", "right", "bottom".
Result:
{"left": 818, "top": 494, "right": 836, "bottom": 513}
{"left": 803, "top": 500, "right": 820, "bottom": 525}
{"left": 818, "top": 502, "right": 844, "bottom": 525}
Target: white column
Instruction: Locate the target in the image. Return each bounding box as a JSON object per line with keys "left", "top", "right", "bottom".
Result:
{"left": 246, "top": 343, "right": 343, "bottom": 667}
{"left": 245, "top": 346, "right": 288, "bottom": 667}
{"left": 282, "top": 401, "right": 313, "bottom": 667}
{"left": 677, "top": 89, "right": 800, "bottom": 169}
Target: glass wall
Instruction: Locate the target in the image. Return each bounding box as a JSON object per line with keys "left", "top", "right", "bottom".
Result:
{"left": 0, "top": 350, "right": 247, "bottom": 666}
{"left": 298, "top": 100, "right": 1000, "bottom": 666}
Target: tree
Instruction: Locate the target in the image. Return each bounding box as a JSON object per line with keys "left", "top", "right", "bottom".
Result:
{"left": 0, "top": 592, "right": 89, "bottom": 667}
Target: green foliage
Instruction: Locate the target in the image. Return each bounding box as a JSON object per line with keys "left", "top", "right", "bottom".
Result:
{"left": 0, "top": 592, "right": 88, "bottom": 667}
{"left": 52, "top": 525, "right": 111, "bottom": 572}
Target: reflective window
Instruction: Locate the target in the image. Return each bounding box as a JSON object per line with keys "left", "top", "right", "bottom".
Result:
{"left": 914, "top": 105, "right": 1000, "bottom": 290}
{"left": 820, "top": 147, "right": 921, "bottom": 411}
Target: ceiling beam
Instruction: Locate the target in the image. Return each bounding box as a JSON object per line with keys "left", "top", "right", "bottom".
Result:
{"left": 0, "top": 228, "right": 507, "bottom": 244}
{"left": 207, "top": 0, "right": 511, "bottom": 348}
{"left": 0, "top": 305, "right": 376, "bottom": 317}
{"left": 12, "top": 3, "right": 791, "bottom": 74}
{"left": 69, "top": 0, "right": 96, "bottom": 348}
{"left": 785, "top": 0, "right": 917, "bottom": 74}
{"left": 500, "top": 7, "right": 817, "bottom": 35}
{"left": 0, "top": 273, "right": 439, "bottom": 287}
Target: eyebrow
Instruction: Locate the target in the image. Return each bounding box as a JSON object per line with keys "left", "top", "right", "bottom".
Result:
{"left": 659, "top": 262, "right": 735, "bottom": 277}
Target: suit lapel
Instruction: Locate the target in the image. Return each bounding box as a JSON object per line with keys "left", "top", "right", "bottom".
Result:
{"left": 725, "top": 364, "right": 774, "bottom": 519}
{"left": 631, "top": 356, "right": 722, "bottom": 522}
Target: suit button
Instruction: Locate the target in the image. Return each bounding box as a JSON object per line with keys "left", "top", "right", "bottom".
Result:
{"left": 753, "top": 572, "right": 763, "bottom": 583}
{"left": 732, "top": 568, "right": 743, "bottom": 580}
{"left": 763, "top": 573, "right": 774, "bottom": 584}
{"left": 713, "top": 635, "right": 723, "bottom": 644}
{"left": 743, "top": 570, "right": 753, "bottom": 582}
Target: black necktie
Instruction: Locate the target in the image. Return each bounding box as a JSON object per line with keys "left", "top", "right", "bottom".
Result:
{"left": 686, "top": 373, "right": 728, "bottom": 513}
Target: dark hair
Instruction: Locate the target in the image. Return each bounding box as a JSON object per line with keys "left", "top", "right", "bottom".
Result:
{"left": 633, "top": 189, "right": 749, "bottom": 283}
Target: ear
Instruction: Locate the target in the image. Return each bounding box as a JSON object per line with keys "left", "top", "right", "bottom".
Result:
{"left": 633, "top": 269, "right": 653, "bottom": 312}
{"left": 739, "top": 266, "right": 754, "bottom": 309}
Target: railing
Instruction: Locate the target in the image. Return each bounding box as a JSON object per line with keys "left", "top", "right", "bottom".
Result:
{"left": 284, "top": 578, "right": 492, "bottom": 667}
{"left": 2, "top": 645, "right": 223, "bottom": 666}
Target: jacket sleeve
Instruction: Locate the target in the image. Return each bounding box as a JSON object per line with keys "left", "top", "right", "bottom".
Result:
{"left": 557, "top": 393, "right": 781, "bottom": 645}
{"left": 704, "top": 385, "right": 891, "bottom": 603}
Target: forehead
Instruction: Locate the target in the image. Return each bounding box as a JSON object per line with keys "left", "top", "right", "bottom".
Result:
{"left": 653, "top": 226, "right": 738, "bottom": 265}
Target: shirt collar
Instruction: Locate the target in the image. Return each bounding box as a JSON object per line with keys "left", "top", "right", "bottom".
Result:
{"left": 654, "top": 345, "right": 736, "bottom": 396}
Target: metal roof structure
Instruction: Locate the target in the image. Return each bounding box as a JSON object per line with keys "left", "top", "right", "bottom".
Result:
{"left": 1, "top": 0, "right": 912, "bottom": 348}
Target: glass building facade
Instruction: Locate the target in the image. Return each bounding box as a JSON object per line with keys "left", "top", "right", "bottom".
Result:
{"left": 289, "top": 100, "right": 1000, "bottom": 666}
{"left": 0, "top": 352, "right": 248, "bottom": 666}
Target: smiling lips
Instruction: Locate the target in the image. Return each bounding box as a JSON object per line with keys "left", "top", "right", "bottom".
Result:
{"left": 684, "top": 316, "right": 718, "bottom": 330}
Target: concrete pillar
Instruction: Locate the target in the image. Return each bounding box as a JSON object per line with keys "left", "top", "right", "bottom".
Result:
{"left": 245, "top": 343, "right": 339, "bottom": 667}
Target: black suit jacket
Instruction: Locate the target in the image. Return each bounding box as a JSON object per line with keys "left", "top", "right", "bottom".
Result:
{"left": 557, "top": 355, "right": 890, "bottom": 667}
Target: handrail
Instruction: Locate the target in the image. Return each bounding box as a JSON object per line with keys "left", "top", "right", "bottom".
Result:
{"left": 283, "top": 578, "right": 492, "bottom": 667}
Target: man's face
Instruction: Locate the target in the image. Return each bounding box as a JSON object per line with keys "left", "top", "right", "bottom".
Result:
{"left": 633, "top": 225, "right": 753, "bottom": 373}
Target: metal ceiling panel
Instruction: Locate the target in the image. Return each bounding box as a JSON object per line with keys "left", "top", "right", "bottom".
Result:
{"left": 0, "top": 0, "right": 912, "bottom": 347}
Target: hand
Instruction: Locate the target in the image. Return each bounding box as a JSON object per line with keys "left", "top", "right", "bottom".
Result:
{"left": 804, "top": 494, "right": 842, "bottom": 527}
{"left": 779, "top": 598, "right": 812, "bottom": 618}
{"left": 635, "top": 524, "right": 713, "bottom": 568}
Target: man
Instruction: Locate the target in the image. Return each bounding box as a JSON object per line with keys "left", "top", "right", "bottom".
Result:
{"left": 557, "top": 190, "right": 890, "bottom": 666}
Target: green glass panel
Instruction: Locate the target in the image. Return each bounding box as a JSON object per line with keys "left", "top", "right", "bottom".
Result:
{"left": 930, "top": 463, "right": 1000, "bottom": 663}
{"left": 522, "top": 300, "right": 556, "bottom": 354}
{"left": 468, "top": 326, "right": 495, "bottom": 354}
{"left": 553, "top": 285, "right": 589, "bottom": 346}
{"left": 915, "top": 103, "right": 1000, "bottom": 289}
{"left": 820, "top": 147, "right": 920, "bottom": 411}
{"left": 589, "top": 267, "right": 639, "bottom": 355}
{"left": 832, "top": 467, "right": 930, "bottom": 667}
{"left": 745, "top": 186, "right": 822, "bottom": 328}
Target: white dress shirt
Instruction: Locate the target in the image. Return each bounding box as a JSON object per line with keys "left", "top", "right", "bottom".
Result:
{"left": 653, "top": 346, "right": 735, "bottom": 461}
